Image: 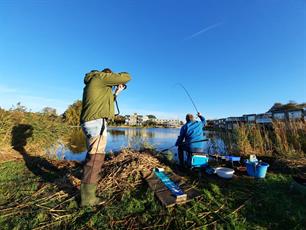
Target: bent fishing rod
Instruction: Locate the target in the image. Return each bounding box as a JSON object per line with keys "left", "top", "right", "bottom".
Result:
{"left": 176, "top": 83, "right": 199, "bottom": 114}
{"left": 161, "top": 138, "right": 209, "bottom": 152}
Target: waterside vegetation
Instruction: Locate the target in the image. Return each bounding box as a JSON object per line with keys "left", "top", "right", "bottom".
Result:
{"left": 1, "top": 149, "right": 306, "bottom": 229}
{"left": 0, "top": 102, "right": 305, "bottom": 229}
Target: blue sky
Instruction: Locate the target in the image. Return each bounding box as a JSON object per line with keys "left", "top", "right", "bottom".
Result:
{"left": 0, "top": 0, "right": 305, "bottom": 119}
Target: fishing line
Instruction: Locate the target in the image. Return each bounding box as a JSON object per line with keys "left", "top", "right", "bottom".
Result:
{"left": 161, "top": 139, "right": 209, "bottom": 152}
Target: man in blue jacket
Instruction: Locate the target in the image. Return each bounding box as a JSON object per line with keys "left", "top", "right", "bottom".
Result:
{"left": 175, "top": 112, "right": 206, "bottom": 167}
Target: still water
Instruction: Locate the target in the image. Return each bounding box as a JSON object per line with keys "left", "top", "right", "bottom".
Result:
{"left": 54, "top": 127, "right": 225, "bottom": 161}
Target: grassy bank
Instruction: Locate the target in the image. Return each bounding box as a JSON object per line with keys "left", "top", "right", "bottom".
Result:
{"left": 0, "top": 107, "right": 77, "bottom": 160}
{"left": 0, "top": 150, "right": 305, "bottom": 229}
{"left": 1, "top": 106, "right": 305, "bottom": 229}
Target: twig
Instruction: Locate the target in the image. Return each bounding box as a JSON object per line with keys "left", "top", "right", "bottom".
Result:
{"left": 200, "top": 197, "right": 253, "bottom": 228}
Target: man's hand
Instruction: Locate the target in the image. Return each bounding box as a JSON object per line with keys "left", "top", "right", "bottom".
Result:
{"left": 114, "top": 84, "right": 125, "bottom": 96}
{"left": 197, "top": 112, "right": 202, "bottom": 117}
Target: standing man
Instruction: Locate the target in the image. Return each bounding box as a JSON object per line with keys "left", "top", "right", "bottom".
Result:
{"left": 80, "top": 68, "right": 131, "bottom": 207}
{"left": 175, "top": 112, "right": 206, "bottom": 167}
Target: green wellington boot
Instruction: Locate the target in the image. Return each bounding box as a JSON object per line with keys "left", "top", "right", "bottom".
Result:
{"left": 80, "top": 183, "right": 103, "bottom": 207}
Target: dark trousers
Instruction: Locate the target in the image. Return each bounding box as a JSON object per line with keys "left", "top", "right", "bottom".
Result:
{"left": 178, "top": 145, "right": 204, "bottom": 167}
{"left": 178, "top": 145, "right": 190, "bottom": 167}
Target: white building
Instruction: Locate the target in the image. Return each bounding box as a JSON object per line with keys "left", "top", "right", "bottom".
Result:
{"left": 138, "top": 115, "right": 149, "bottom": 124}
{"left": 125, "top": 114, "right": 152, "bottom": 126}
{"left": 125, "top": 113, "right": 138, "bottom": 126}
{"left": 153, "top": 118, "right": 180, "bottom": 128}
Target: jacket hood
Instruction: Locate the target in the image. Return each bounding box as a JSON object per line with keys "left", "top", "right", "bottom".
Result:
{"left": 84, "top": 71, "right": 100, "bottom": 84}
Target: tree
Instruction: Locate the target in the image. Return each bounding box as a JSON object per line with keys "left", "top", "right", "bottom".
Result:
{"left": 114, "top": 115, "right": 126, "bottom": 125}
{"left": 147, "top": 115, "right": 156, "bottom": 119}
{"left": 143, "top": 120, "right": 157, "bottom": 127}
{"left": 63, "top": 100, "right": 82, "bottom": 126}
{"left": 268, "top": 101, "right": 304, "bottom": 112}
{"left": 269, "top": 102, "right": 283, "bottom": 112}
{"left": 42, "top": 107, "right": 57, "bottom": 116}
{"left": 11, "top": 102, "right": 27, "bottom": 112}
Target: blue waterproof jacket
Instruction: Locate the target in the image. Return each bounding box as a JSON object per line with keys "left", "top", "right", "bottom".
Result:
{"left": 175, "top": 115, "right": 206, "bottom": 151}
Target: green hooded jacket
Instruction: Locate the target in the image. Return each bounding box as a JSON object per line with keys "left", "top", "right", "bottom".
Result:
{"left": 80, "top": 71, "right": 131, "bottom": 123}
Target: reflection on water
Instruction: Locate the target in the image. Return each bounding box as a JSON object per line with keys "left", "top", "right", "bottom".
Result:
{"left": 67, "top": 128, "right": 87, "bottom": 153}
{"left": 108, "top": 129, "right": 125, "bottom": 136}
{"left": 55, "top": 127, "right": 225, "bottom": 161}
{"left": 108, "top": 127, "right": 177, "bottom": 139}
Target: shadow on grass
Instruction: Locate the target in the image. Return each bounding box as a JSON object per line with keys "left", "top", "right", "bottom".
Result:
{"left": 11, "top": 124, "right": 80, "bottom": 197}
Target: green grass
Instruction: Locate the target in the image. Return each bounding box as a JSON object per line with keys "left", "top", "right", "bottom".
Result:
{"left": 0, "top": 160, "right": 305, "bottom": 230}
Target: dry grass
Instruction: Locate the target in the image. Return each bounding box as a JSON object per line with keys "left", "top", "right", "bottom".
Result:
{"left": 221, "top": 121, "right": 306, "bottom": 158}
{"left": 0, "top": 108, "right": 70, "bottom": 159}
{"left": 97, "top": 149, "right": 164, "bottom": 196}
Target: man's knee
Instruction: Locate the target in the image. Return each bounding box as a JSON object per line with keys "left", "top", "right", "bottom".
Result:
{"left": 88, "top": 135, "right": 107, "bottom": 154}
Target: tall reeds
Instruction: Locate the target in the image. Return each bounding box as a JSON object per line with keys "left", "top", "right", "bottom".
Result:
{"left": 0, "top": 108, "right": 69, "bottom": 156}
{"left": 223, "top": 121, "right": 306, "bottom": 158}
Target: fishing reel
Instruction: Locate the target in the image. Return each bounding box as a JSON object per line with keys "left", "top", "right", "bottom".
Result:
{"left": 113, "top": 84, "right": 127, "bottom": 91}
{"left": 114, "top": 84, "right": 127, "bottom": 116}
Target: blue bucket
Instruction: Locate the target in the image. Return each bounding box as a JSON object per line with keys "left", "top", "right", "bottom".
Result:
{"left": 246, "top": 161, "right": 269, "bottom": 178}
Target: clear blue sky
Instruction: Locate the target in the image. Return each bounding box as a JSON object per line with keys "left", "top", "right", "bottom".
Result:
{"left": 0, "top": 0, "right": 305, "bottom": 119}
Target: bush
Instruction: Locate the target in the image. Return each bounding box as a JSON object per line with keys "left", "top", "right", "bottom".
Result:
{"left": 0, "top": 106, "right": 69, "bottom": 156}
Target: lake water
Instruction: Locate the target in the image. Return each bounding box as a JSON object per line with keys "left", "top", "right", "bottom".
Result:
{"left": 54, "top": 127, "right": 226, "bottom": 161}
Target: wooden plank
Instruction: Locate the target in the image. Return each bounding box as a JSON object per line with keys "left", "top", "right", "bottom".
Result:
{"left": 145, "top": 171, "right": 201, "bottom": 208}
{"left": 154, "top": 169, "right": 186, "bottom": 199}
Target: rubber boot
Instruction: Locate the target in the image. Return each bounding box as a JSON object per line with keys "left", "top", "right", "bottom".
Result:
{"left": 80, "top": 183, "right": 103, "bottom": 207}
{"left": 82, "top": 154, "right": 105, "bottom": 184}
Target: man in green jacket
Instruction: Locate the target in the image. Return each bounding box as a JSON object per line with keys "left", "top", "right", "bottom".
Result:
{"left": 80, "top": 68, "right": 131, "bottom": 207}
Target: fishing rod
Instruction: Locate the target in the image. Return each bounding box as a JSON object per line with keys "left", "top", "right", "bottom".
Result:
{"left": 176, "top": 83, "right": 199, "bottom": 114}
{"left": 160, "top": 138, "right": 209, "bottom": 152}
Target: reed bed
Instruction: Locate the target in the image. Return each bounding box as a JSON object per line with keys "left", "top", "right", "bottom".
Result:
{"left": 0, "top": 108, "right": 70, "bottom": 159}
{"left": 216, "top": 121, "right": 306, "bottom": 158}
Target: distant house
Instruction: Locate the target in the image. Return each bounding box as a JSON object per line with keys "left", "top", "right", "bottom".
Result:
{"left": 256, "top": 113, "right": 272, "bottom": 124}
{"left": 243, "top": 114, "right": 256, "bottom": 123}
{"left": 153, "top": 118, "right": 180, "bottom": 128}
{"left": 287, "top": 109, "right": 303, "bottom": 120}
{"left": 226, "top": 117, "right": 245, "bottom": 122}
{"left": 218, "top": 119, "right": 226, "bottom": 128}
{"left": 209, "top": 119, "right": 226, "bottom": 129}
{"left": 125, "top": 113, "right": 138, "bottom": 126}
{"left": 137, "top": 115, "right": 149, "bottom": 125}
{"left": 125, "top": 114, "right": 180, "bottom": 127}
{"left": 272, "top": 111, "right": 286, "bottom": 120}
{"left": 205, "top": 104, "right": 305, "bottom": 130}
{"left": 225, "top": 117, "right": 245, "bottom": 129}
